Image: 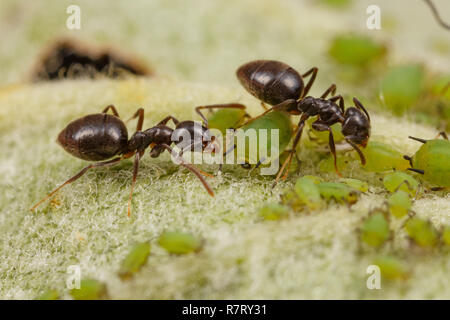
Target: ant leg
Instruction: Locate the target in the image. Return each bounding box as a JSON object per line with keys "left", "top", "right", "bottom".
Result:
{"left": 273, "top": 114, "right": 309, "bottom": 187}
{"left": 175, "top": 141, "right": 214, "bottom": 178}
{"left": 312, "top": 121, "right": 341, "bottom": 176}
{"left": 160, "top": 144, "right": 214, "bottom": 196}
{"left": 30, "top": 157, "right": 123, "bottom": 211}
{"left": 128, "top": 150, "right": 144, "bottom": 217}
{"left": 329, "top": 95, "right": 345, "bottom": 113}
{"left": 102, "top": 104, "right": 120, "bottom": 117}
{"left": 435, "top": 131, "right": 448, "bottom": 140}
{"left": 126, "top": 108, "right": 145, "bottom": 131}
{"left": 353, "top": 97, "right": 371, "bottom": 123}
{"left": 301, "top": 67, "right": 318, "bottom": 98}
{"left": 345, "top": 136, "right": 367, "bottom": 165}
{"left": 157, "top": 115, "right": 180, "bottom": 126}
{"left": 260, "top": 102, "right": 269, "bottom": 111}
{"left": 238, "top": 99, "right": 296, "bottom": 128}
{"left": 320, "top": 84, "right": 336, "bottom": 99}
{"left": 195, "top": 103, "right": 246, "bottom": 127}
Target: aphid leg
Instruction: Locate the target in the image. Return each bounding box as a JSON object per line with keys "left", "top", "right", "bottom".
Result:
{"left": 435, "top": 131, "right": 448, "bottom": 140}
{"left": 431, "top": 186, "right": 446, "bottom": 191}
{"left": 394, "top": 179, "right": 413, "bottom": 193}
{"left": 125, "top": 108, "right": 145, "bottom": 131}
{"left": 161, "top": 144, "right": 214, "bottom": 197}
{"left": 345, "top": 136, "right": 367, "bottom": 165}
{"left": 320, "top": 84, "right": 336, "bottom": 99}
{"left": 195, "top": 103, "right": 246, "bottom": 127}
{"left": 312, "top": 121, "right": 342, "bottom": 177}
{"left": 408, "top": 136, "right": 427, "bottom": 144}
{"left": 408, "top": 168, "right": 425, "bottom": 175}
{"left": 102, "top": 104, "right": 120, "bottom": 117}
{"left": 273, "top": 114, "right": 309, "bottom": 187}
{"left": 128, "top": 150, "right": 144, "bottom": 217}
{"left": 30, "top": 157, "right": 123, "bottom": 211}
{"left": 300, "top": 67, "right": 318, "bottom": 98}
{"left": 156, "top": 115, "right": 180, "bottom": 126}
{"left": 403, "top": 155, "right": 413, "bottom": 166}
{"left": 352, "top": 98, "right": 371, "bottom": 123}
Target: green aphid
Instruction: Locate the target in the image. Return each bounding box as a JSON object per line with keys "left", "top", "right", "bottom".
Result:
{"left": 118, "top": 242, "right": 151, "bottom": 280}
{"left": 383, "top": 171, "right": 418, "bottom": 196}
{"left": 362, "top": 141, "right": 410, "bottom": 172}
{"left": 442, "top": 226, "right": 450, "bottom": 246}
{"left": 404, "top": 135, "right": 450, "bottom": 188}
{"left": 207, "top": 107, "right": 248, "bottom": 136}
{"left": 373, "top": 256, "right": 409, "bottom": 280}
{"left": 318, "top": 155, "right": 350, "bottom": 173}
{"left": 360, "top": 210, "right": 390, "bottom": 248}
{"left": 235, "top": 110, "right": 293, "bottom": 167}
{"left": 36, "top": 289, "right": 59, "bottom": 300}
{"left": 404, "top": 217, "right": 440, "bottom": 248}
{"left": 329, "top": 34, "right": 386, "bottom": 66}
{"left": 158, "top": 231, "right": 201, "bottom": 254}
{"left": 380, "top": 65, "right": 424, "bottom": 115}
{"left": 302, "top": 175, "right": 323, "bottom": 184}
{"left": 259, "top": 203, "right": 290, "bottom": 220}
{"left": 294, "top": 177, "right": 324, "bottom": 210}
{"left": 387, "top": 190, "right": 412, "bottom": 218}
{"left": 318, "top": 182, "right": 359, "bottom": 204}
{"left": 339, "top": 178, "right": 369, "bottom": 192}
{"left": 70, "top": 279, "right": 108, "bottom": 300}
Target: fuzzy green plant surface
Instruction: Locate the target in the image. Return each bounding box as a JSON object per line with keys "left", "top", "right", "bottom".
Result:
{"left": 1, "top": 0, "right": 450, "bottom": 300}
{"left": 0, "top": 78, "right": 449, "bottom": 299}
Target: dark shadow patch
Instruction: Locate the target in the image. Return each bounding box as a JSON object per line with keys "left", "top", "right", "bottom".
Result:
{"left": 31, "top": 38, "right": 152, "bottom": 81}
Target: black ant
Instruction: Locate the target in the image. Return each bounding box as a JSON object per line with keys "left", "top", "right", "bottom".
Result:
{"left": 30, "top": 104, "right": 229, "bottom": 216}
{"left": 236, "top": 59, "right": 371, "bottom": 184}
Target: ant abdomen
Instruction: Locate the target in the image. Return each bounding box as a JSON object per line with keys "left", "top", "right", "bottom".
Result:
{"left": 57, "top": 113, "right": 128, "bottom": 161}
{"left": 236, "top": 60, "right": 305, "bottom": 106}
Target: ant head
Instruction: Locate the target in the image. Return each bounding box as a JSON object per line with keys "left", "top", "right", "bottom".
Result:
{"left": 341, "top": 107, "right": 370, "bottom": 146}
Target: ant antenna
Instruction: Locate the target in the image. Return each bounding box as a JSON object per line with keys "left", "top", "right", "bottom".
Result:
{"left": 423, "top": 0, "right": 450, "bottom": 30}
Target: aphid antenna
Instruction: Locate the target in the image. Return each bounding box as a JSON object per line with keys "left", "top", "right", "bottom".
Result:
{"left": 423, "top": 0, "right": 450, "bottom": 30}
{"left": 408, "top": 136, "right": 427, "bottom": 144}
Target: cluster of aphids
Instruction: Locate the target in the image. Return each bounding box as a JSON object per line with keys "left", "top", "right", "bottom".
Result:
{"left": 359, "top": 169, "right": 450, "bottom": 251}
{"left": 38, "top": 231, "right": 199, "bottom": 299}
{"left": 30, "top": 60, "right": 449, "bottom": 216}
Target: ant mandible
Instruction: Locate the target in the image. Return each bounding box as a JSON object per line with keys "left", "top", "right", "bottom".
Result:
{"left": 236, "top": 60, "right": 371, "bottom": 185}
{"left": 30, "top": 104, "right": 237, "bottom": 216}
